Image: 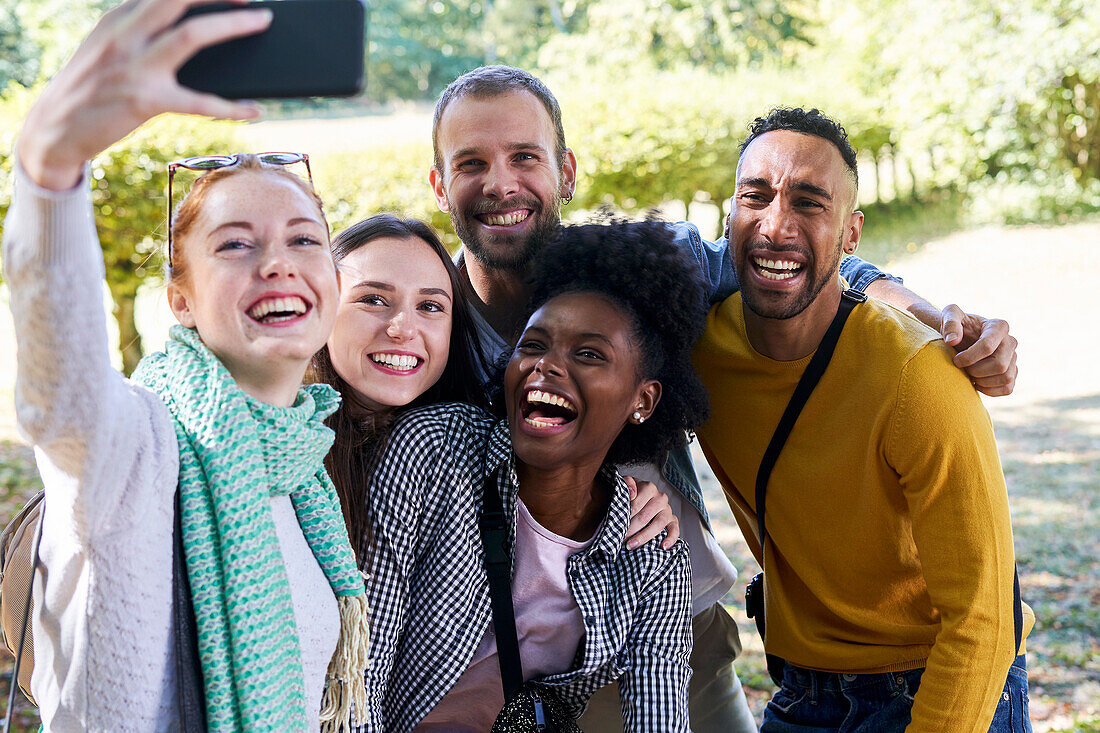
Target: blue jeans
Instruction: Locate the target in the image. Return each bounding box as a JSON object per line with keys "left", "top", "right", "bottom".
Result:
{"left": 761, "top": 654, "right": 1032, "bottom": 732}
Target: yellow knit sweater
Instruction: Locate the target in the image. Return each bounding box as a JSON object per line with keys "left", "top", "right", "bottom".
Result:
{"left": 694, "top": 292, "right": 1033, "bottom": 732}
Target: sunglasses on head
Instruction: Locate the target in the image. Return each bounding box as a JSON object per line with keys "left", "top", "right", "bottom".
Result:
{"left": 166, "top": 152, "right": 312, "bottom": 269}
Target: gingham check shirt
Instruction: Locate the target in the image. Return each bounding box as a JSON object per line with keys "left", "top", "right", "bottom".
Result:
{"left": 358, "top": 403, "right": 692, "bottom": 732}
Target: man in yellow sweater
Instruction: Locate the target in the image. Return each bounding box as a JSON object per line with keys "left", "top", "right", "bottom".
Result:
{"left": 693, "top": 107, "right": 1034, "bottom": 732}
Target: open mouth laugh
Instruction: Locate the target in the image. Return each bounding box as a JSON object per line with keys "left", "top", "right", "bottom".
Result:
{"left": 752, "top": 256, "right": 804, "bottom": 281}
{"left": 246, "top": 295, "right": 310, "bottom": 324}
{"left": 521, "top": 388, "right": 578, "bottom": 429}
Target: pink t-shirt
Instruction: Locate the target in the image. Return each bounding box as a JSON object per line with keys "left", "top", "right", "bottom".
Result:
{"left": 415, "top": 498, "right": 596, "bottom": 732}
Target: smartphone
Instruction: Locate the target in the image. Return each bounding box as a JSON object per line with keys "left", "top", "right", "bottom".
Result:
{"left": 176, "top": 0, "right": 366, "bottom": 99}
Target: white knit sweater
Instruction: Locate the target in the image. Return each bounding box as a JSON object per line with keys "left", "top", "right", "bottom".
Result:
{"left": 2, "top": 164, "right": 340, "bottom": 732}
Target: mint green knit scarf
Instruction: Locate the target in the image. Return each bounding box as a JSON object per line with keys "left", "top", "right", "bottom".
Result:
{"left": 133, "top": 325, "right": 368, "bottom": 733}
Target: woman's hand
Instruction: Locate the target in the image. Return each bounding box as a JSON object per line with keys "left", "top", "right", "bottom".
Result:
{"left": 17, "top": 0, "right": 272, "bottom": 191}
{"left": 624, "top": 477, "right": 679, "bottom": 550}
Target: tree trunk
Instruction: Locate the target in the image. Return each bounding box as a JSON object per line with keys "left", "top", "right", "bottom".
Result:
{"left": 870, "top": 151, "right": 881, "bottom": 205}
{"left": 890, "top": 144, "right": 903, "bottom": 203}
{"left": 907, "top": 157, "right": 921, "bottom": 203}
{"left": 110, "top": 288, "right": 144, "bottom": 376}
{"left": 548, "top": 0, "right": 566, "bottom": 31}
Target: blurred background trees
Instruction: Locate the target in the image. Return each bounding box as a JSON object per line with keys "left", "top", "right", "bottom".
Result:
{"left": 2, "top": 0, "right": 1097, "bottom": 371}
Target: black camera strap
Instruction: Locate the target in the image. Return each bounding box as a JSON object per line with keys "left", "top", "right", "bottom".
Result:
{"left": 754, "top": 288, "right": 864, "bottom": 547}
{"left": 478, "top": 463, "right": 525, "bottom": 700}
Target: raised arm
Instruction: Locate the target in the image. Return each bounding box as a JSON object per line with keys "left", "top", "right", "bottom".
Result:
{"left": 4, "top": 0, "right": 274, "bottom": 538}
{"left": 889, "top": 344, "right": 1019, "bottom": 730}
{"left": 3, "top": 162, "right": 187, "bottom": 539}
{"left": 617, "top": 542, "right": 693, "bottom": 733}
{"left": 17, "top": 0, "right": 267, "bottom": 191}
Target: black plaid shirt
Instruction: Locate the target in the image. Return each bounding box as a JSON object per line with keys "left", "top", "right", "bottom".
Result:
{"left": 358, "top": 403, "right": 692, "bottom": 732}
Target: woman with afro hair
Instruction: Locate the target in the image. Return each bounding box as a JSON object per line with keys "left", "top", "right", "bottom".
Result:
{"left": 360, "top": 219, "right": 709, "bottom": 733}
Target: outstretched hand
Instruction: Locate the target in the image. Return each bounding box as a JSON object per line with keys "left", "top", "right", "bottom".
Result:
{"left": 624, "top": 476, "right": 679, "bottom": 550}
{"left": 939, "top": 305, "right": 1018, "bottom": 397}
{"left": 17, "top": 0, "right": 272, "bottom": 191}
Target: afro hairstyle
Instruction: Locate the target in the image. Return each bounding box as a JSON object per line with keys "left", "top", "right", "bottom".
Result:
{"left": 522, "top": 217, "right": 711, "bottom": 466}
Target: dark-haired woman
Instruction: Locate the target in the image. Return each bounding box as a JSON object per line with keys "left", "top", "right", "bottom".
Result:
{"left": 312, "top": 215, "right": 680, "bottom": 563}
{"left": 309, "top": 214, "right": 491, "bottom": 557}
{"left": 360, "top": 220, "right": 709, "bottom": 733}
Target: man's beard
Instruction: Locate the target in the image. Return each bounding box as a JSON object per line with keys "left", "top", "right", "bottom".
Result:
{"left": 738, "top": 236, "right": 843, "bottom": 320}
{"left": 449, "top": 193, "right": 562, "bottom": 273}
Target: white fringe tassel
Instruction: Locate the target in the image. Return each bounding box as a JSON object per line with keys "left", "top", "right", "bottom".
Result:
{"left": 319, "top": 594, "right": 371, "bottom": 733}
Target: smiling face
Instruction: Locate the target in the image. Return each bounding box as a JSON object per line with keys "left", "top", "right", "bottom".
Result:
{"left": 731, "top": 129, "right": 863, "bottom": 321}
{"left": 326, "top": 236, "right": 453, "bottom": 412}
{"left": 504, "top": 291, "right": 660, "bottom": 473}
{"left": 167, "top": 171, "right": 338, "bottom": 395}
{"left": 429, "top": 90, "right": 577, "bottom": 272}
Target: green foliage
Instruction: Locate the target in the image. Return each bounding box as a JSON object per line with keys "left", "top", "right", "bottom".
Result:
{"left": 0, "top": 3, "right": 40, "bottom": 88}
{"left": 367, "top": 0, "right": 814, "bottom": 102}
{"left": 4, "top": 0, "right": 117, "bottom": 82}
{"left": 312, "top": 142, "right": 454, "bottom": 247}
{"left": 808, "top": 0, "right": 1100, "bottom": 222}
{"left": 367, "top": 0, "right": 487, "bottom": 102}
{"left": 0, "top": 82, "right": 39, "bottom": 260}
{"left": 538, "top": 0, "right": 812, "bottom": 73}
{"left": 557, "top": 71, "right": 744, "bottom": 213}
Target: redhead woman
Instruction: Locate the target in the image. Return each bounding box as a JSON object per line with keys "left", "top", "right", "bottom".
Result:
{"left": 4, "top": 0, "right": 368, "bottom": 730}
{"left": 359, "top": 220, "right": 710, "bottom": 732}
{"left": 312, "top": 216, "right": 680, "bottom": 564}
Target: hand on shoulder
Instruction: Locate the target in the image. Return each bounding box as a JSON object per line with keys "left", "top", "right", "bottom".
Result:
{"left": 938, "top": 305, "right": 1018, "bottom": 397}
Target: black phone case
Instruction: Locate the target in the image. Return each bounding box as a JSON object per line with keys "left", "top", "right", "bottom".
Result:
{"left": 177, "top": 0, "right": 366, "bottom": 99}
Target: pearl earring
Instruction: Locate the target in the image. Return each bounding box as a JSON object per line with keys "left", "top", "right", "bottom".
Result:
{"left": 632, "top": 411, "right": 642, "bottom": 421}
